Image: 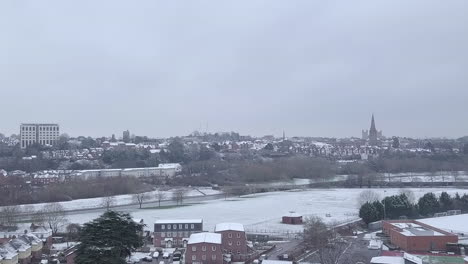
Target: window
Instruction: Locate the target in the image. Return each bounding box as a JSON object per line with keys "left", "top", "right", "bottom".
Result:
{"left": 237, "top": 233, "right": 241, "bottom": 238}
{"left": 202, "top": 246, "right": 206, "bottom": 251}
{"left": 212, "top": 246, "right": 216, "bottom": 251}
{"left": 162, "top": 225, "right": 165, "bottom": 230}
{"left": 173, "top": 224, "right": 177, "bottom": 229}
{"left": 192, "top": 255, "right": 196, "bottom": 261}
{"left": 185, "top": 224, "right": 189, "bottom": 229}
{"left": 202, "top": 255, "right": 206, "bottom": 261}
{"left": 228, "top": 233, "right": 232, "bottom": 238}
{"left": 192, "top": 246, "right": 197, "bottom": 252}
{"left": 168, "top": 224, "right": 171, "bottom": 230}
{"left": 191, "top": 224, "right": 194, "bottom": 229}
{"left": 228, "top": 241, "right": 232, "bottom": 246}
{"left": 179, "top": 224, "right": 183, "bottom": 229}
{"left": 161, "top": 232, "right": 165, "bottom": 238}
{"left": 237, "top": 241, "right": 241, "bottom": 246}
{"left": 212, "top": 255, "right": 217, "bottom": 260}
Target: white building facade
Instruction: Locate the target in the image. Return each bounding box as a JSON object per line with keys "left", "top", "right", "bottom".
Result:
{"left": 20, "top": 123, "right": 60, "bottom": 149}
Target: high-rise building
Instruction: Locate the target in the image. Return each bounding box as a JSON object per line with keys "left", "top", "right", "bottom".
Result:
{"left": 123, "top": 130, "right": 130, "bottom": 143}
{"left": 20, "top": 123, "right": 60, "bottom": 149}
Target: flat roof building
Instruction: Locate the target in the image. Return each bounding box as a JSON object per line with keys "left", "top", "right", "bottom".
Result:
{"left": 383, "top": 220, "right": 458, "bottom": 252}
{"left": 20, "top": 123, "right": 60, "bottom": 149}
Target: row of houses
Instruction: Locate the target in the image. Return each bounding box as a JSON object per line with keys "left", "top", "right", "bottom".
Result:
{"left": 153, "top": 219, "right": 249, "bottom": 264}
{"left": 0, "top": 225, "right": 53, "bottom": 264}
{"left": 0, "top": 163, "right": 182, "bottom": 186}
{"left": 75, "top": 163, "right": 182, "bottom": 180}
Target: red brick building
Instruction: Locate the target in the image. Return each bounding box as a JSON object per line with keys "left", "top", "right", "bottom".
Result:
{"left": 282, "top": 213, "right": 303, "bottom": 225}
{"left": 214, "top": 223, "right": 248, "bottom": 262}
{"left": 383, "top": 220, "right": 458, "bottom": 252}
{"left": 185, "top": 233, "right": 223, "bottom": 264}
{"left": 153, "top": 219, "right": 203, "bottom": 248}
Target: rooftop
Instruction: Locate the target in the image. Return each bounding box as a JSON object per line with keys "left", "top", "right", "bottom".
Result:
{"left": 188, "top": 232, "right": 221, "bottom": 245}
{"left": 215, "top": 223, "right": 245, "bottom": 232}
{"left": 390, "top": 222, "right": 446, "bottom": 237}
{"left": 155, "top": 219, "right": 203, "bottom": 224}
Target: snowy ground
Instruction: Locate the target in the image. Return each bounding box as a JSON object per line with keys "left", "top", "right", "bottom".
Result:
{"left": 13, "top": 187, "right": 221, "bottom": 212}
{"left": 63, "top": 188, "right": 468, "bottom": 235}
{"left": 419, "top": 214, "right": 468, "bottom": 234}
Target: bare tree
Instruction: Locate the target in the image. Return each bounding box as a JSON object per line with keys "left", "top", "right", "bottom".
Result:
{"left": 31, "top": 209, "right": 46, "bottom": 226}
{"left": 155, "top": 190, "right": 167, "bottom": 207}
{"left": 66, "top": 223, "right": 81, "bottom": 246}
{"left": 0, "top": 206, "right": 21, "bottom": 227}
{"left": 133, "top": 193, "right": 149, "bottom": 209}
{"left": 173, "top": 188, "right": 187, "bottom": 205}
{"left": 41, "top": 203, "right": 68, "bottom": 234}
{"left": 101, "top": 196, "right": 116, "bottom": 211}
{"left": 357, "top": 190, "right": 381, "bottom": 207}
{"left": 399, "top": 189, "right": 416, "bottom": 204}
{"left": 303, "top": 217, "right": 348, "bottom": 264}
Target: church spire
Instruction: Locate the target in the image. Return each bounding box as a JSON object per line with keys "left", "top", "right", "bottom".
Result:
{"left": 370, "top": 114, "right": 377, "bottom": 133}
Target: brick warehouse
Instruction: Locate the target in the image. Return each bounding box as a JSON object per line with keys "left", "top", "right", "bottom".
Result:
{"left": 383, "top": 220, "right": 458, "bottom": 252}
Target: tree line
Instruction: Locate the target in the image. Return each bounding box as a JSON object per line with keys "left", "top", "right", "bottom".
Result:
{"left": 359, "top": 190, "right": 468, "bottom": 224}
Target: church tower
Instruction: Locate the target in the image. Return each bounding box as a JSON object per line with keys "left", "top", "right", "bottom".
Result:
{"left": 369, "top": 114, "right": 378, "bottom": 145}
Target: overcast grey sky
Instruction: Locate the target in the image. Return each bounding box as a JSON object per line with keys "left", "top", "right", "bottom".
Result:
{"left": 1, "top": 1, "right": 467, "bottom": 138}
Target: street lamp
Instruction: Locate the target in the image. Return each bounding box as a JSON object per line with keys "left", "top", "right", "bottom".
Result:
{"left": 383, "top": 190, "right": 387, "bottom": 220}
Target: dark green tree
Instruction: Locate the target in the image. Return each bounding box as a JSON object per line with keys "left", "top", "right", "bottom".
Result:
{"left": 359, "top": 202, "right": 383, "bottom": 224}
{"left": 418, "top": 192, "right": 439, "bottom": 216}
{"left": 75, "top": 211, "right": 144, "bottom": 264}
{"left": 439, "top": 192, "right": 453, "bottom": 211}
{"left": 382, "top": 194, "right": 413, "bottom": 219}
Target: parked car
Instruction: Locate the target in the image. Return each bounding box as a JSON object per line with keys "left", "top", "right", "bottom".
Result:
{"left": 159, "top": 261, "right": 165, "bottom": 264}
{"left": 163, "top": 252, "right": 170, "bottom": 259}
{"left": 153, "top": 251, "right": 160, "bottom": 259}
{"left": 142, "top": 255, "right": 153, "bottom": 262}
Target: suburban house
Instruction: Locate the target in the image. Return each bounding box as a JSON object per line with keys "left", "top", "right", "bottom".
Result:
{"left": 10, "top": 239, "right": 31, "bottom": 264}
{"left": 185, "top": 233, "right": 223, "bottom": 264}
{"left": 0, "top": 225, "right": 53, "bottom": 251}
{"left": 214, "top": 223, "right": 248, "bottom": 262}
{"left": 153, "top": 219, "right": 203, "bottom": 248}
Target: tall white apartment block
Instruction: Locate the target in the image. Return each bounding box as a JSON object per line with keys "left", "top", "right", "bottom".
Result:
{"left": 20, "top": 123, "right": 60, "bottom": 149}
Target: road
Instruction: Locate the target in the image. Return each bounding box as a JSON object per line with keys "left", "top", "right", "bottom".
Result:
{"left": 264, "top": 239, "right": 302, "bottom": 260}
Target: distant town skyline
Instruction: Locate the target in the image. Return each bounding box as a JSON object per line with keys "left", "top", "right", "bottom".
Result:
{"left": 1, "top": 1, "right": 467, "bottom": 138}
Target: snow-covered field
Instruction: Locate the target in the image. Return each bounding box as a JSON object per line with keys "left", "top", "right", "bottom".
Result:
{"left": 13, "top": 187, "right": 221, "bottom": 212}
{"left": 64, "top": 188, "right": 468, "bottom": 235}
{"left": 419, "top": 214, "right": 468, "bottom": 234}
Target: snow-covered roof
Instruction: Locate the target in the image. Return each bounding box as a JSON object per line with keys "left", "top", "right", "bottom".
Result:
{"left": 0, "top": 243, "right": 17, "bottom": 260}
{"left": 371, "top": 256, "right": 404, "bottom": 264}
{"left": 155, "top": 219, "right": 202, "bottom": 224}
{"left": 419, "top": 214, "right": 468, "bottom": 234}
{"left": 188, "top": 233, "right": 221, "bottom": 245}
{"left": 390, "top": 222, "right": 445, "bottom": 236}
{"left": 158, "top": 163, "right": 181, "bottom": 169}
{"left": 283, "top": 212, "right": 302, "bottom": 218}
{"left": 9, "top": 238, "right": 31, "bottom": 252}
{"left": 262, "top": 260, "right": 293, "bottom": 264}
{"left": 371, "top": 254, "right": 422, "bottom": 264}
{"left": 215, "top": 223, "right": 244, "bottom": 232}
